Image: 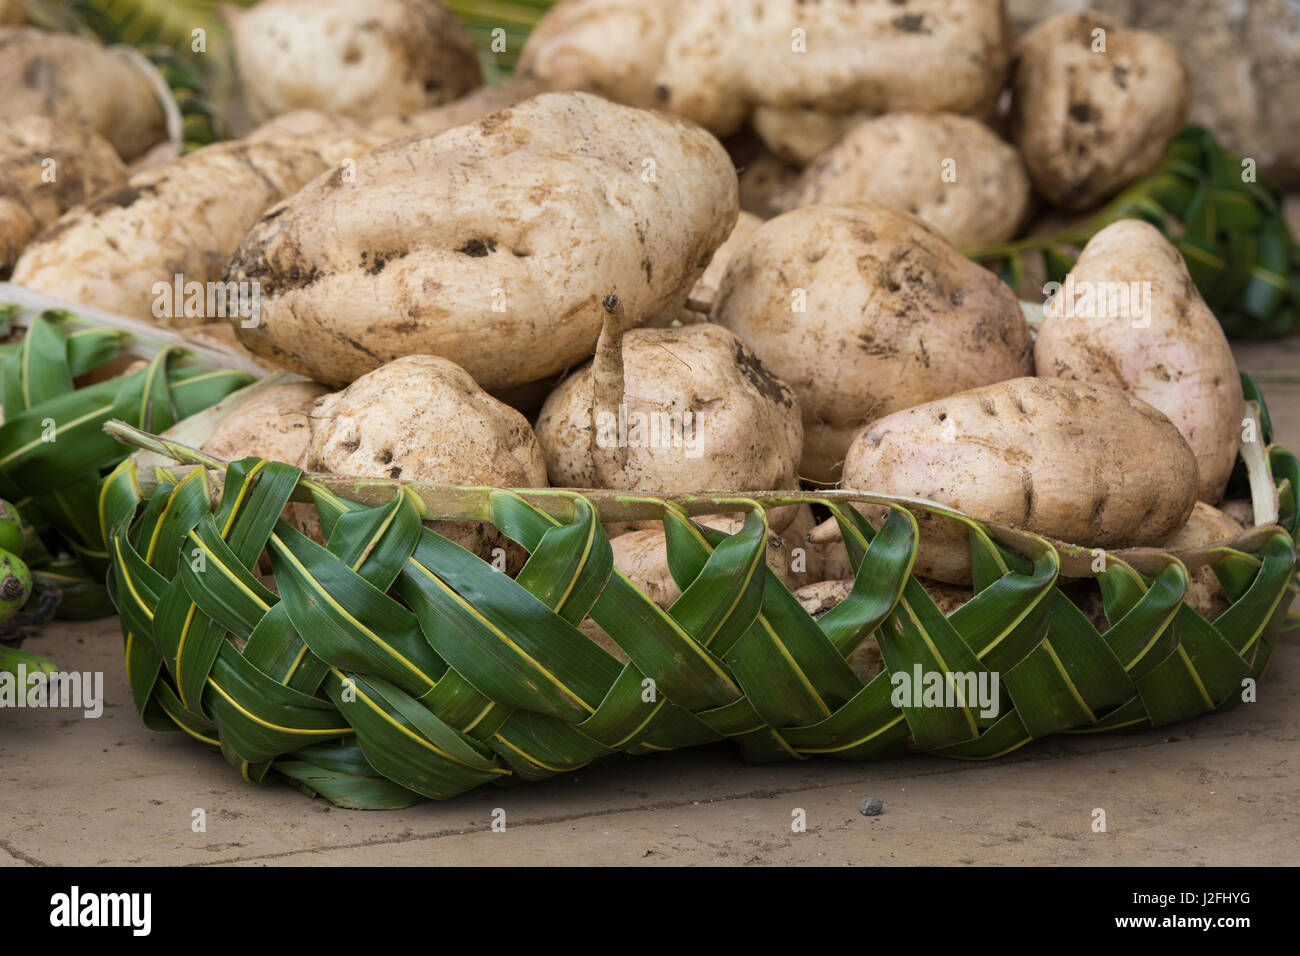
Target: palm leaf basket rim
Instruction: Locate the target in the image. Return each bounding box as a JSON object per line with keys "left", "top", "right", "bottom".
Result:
{"left": 106, "top": 415, "right": 1292, "bottom": 579}
{"left": 98, "top": 392, "right": 1299, "bottom": 809}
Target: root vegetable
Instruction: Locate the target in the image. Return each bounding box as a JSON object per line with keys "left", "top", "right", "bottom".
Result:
{"left": 0, "top": 117, "right": 126, "bottom": 275}
{"left": 793, "top": 579, "right": 853, "bottom": 619}
{"left": 712, "top": 203, "right": 1034, "bottom": 484}
{"left": 750, "top": 107, "right": 869, "bottom": 166}
{"left": 810, "top": 527, "right": 1016, "bottom": 600}
{"left": 1162, "top": 501, "right": 1246, "bottom": 621}
{"left": 535, "top": 301, "right": 802, "bottom": 496}
{"left": 609, "top": 529, "right": 681, "bottom": 609}
{"left": 792, "top": 579, "right": 882, "bottom": 681}
{"left": 0, "top": 28, "right": 166, "bottom": 161}
{"left": 1218, "top": 499, "right": 1255, "bottom": 528}
{"left": 517, "top": 0, "right": 684, "bottom": 109}
{"left": 1013, "top": 13, "right": 1188, "bottom": 210}
{"left": 612, "top": 505, "right": 824, "bottom": 610}
{"left": 246, "top": 111, "right": 366, "bottom": 145}
{"left": 814, "top": 535, "right": 855, "bottom": 583}
{"left": 227, "top": 0, "right": 482, "bottom": 123}
{"left": 1034, "top": 219, "right": 1243, "bottom": 502}
{"left": 840, "top": 377, "right": 1200, "bottom": 584}
{"left": 202, "top": 381, "right": 332, "bottom": 542}
{"left": 775, "top": 113, "right": 1031, "bottom": 249}
{"left": 521, "top": 1, "right": 1012, "bottom": 136}
{"left": 305, "top": 355, "right": 548, "bottom": 563}
{"left": 659, "top": 0, "right": 1011, "bottom": 134}
{"left": 226, "top": 92, "right": 738, "bottom": 390}
{"left": 203, "top": 382, "right": 331, "bottom": 468}
{"left": 11, "top": 142, "right": 327, "bottom": 325}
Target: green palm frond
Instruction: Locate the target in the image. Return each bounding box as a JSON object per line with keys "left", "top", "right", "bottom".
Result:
{"left": 970, "top": 126, "right": 1300, "bottom": 339}
{"left": 446, "top": 0, "right": 555, "bottom": 74}
{"left": 0, "top": 290, "right": 259, "bottom": 618}
{"left": 19, "top": 0, "right": 252, "bottom": 54}
{"left": 100, "top": 375, "right": 1297, "bottom": 808}
{"left": 144, "top": 53, "right": 222, "bottom": 152}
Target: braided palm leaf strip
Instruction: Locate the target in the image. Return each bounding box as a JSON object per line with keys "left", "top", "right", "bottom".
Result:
{"left": 100, "top": 403, "right": 1298, "bottom": 810}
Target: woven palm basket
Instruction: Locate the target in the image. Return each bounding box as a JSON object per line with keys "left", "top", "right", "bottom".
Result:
{"left": 99, "top": 374, "right": 1298, "bottom": 809}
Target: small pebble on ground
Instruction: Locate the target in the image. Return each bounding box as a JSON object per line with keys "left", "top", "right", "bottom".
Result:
{"left": 859, "top": 797, "right": 884, "bottom": 817}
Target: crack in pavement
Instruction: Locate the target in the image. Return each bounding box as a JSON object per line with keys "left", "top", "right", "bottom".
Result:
{"left": 0, "top": 838, "right": 45, "bottom": 867}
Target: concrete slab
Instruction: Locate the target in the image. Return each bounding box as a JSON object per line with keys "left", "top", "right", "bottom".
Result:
{"left": 2, "top": 616, "right": 1296, "bottom": 866}
{"left": 1, "top": 341, "right": 1297, "bottom": 866}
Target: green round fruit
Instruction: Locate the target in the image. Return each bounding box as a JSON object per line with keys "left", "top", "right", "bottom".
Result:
{"left": 0, "top": 549, "right": 32, "bottom": 622}
{"left": 0, "top": 499, "right": 24, "bottom": 557}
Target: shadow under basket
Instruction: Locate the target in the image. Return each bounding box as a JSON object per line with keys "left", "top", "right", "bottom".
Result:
{"left": 100, "top": 382, "right": 1299, "bottom": 809}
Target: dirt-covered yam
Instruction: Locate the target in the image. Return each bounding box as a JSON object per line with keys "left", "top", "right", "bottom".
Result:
{"left": 750, "top": 106, "right": 871, "bottom": 166}
{"left": 776, "top": 113, "right": 1031, "bottom": 249}
{"left": 204, "top": 381, "right": 331, "bottom": 467}
{"left": 657, "top": 0, "right": 1012, "bottom": 135}
{"left": 185, "top": 323, "right": 281, "bottom": 373}
{"left": 360, "top": 80, "right": 540, "bottom": 141}
{"left": 11, "top": 142, "right": 326, "bottom": 325}
{"left": 0, "top": 28, "right": 165, "bottom": 161}
{"left": 517, "top": 0, "right": 685, "bottom": 109}
{"left": 1162, "top": 501, "right": 1246, "bottom": 620}
{"left": 1035, "top": 220, "right": 1243, "bottom": 503}
{"left": 243, "top": 82, "right": 541, "bottom": 167}
{"left": 840, "top": 377, "right": 1200, "bottom": 584}
{"left": 202, "top": 381, "right": 332, "bottom": 541}
{"left": 0, "top": 117, "right": 126, "bottom": 275}
{"left": 226, "top": 92, "right": 738, "bottom": 390}
{"left": 1013, "top": 13, "right": 1188, "bottom": 210}
{"left": 521, "top": 1, "right": 1011, "bottom": 136}
{"left": 712, "top": 203, "right": 1034, "bottom": 484}
{"left": 306, "top": 355, "right": 548, "bottom": 562}
{"left": 792, "top": 579, "right": 882, "bottom": 681}
{"left": 536, "top": 321, "right": 802, "bottom": 494}
{"left": 227, "top": 0, "right": 482, "bottom": 123}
